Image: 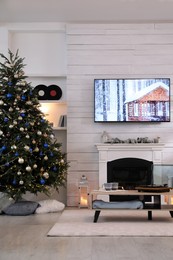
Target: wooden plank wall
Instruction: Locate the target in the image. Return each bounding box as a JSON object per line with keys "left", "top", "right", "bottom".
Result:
{"left": 66, "top": 23, "right": 173, "bottom": 206}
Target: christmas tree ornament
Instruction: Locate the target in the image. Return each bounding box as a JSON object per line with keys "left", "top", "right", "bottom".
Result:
{"left": 33, "top": 164, "right": 37, "bottom": 169}
{"left": 4, "top": 117, "right": 9, "bottom": 122}
{"left": 40, "top": 178, "right": 46, "bottom": 185}
{"left": 43, "top": 172, "right": 49, "bottom": 179}
{"left": 9, "top": 107, "right": 13, "bottom": 112}
{"left": 37, "top": 131, "right": 42, "bottom": 135}
{"left": 18, "top": 158, "right": 24, "bottom": 164}
{"left": 26, "top": 166, "right": 32, "bottom": 172}
{"left": 17, "top": 171, "right": 22, "bottom": 175}
{"left": 24, "top": 145, "right": 30, "bottom": 151}
{"left": 44, "top": 155, "right": 48, "bottom": 160}
{"left": 19, "top": 180, "right": 24, "bottom": 185}
{"left": 19, "top": 127, "right": 24, "bottom": 132}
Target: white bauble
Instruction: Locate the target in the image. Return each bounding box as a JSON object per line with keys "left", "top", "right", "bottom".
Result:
{"left": 18, "top": 158, "right": 24, "bottom": 164}
{"left": 43, "top": 172, "right": 49, "bottom": 179}
{"left": 19, "top": 180, "right": 24, "bottom": 185}
{"left": 20, "top": 127, "right": 24, "bottom": 132}
{"left": 44, "top": 155, "right": 48, "bottom": 160}
{"left": 37, "top": 131, "right": 42, "bottom": 135}
{"left": 33, "top": 164, "right": 37, "bottom": 169}
{"left": 0, "top": 100, "right": 4, "bottom": 105}
{"left": 26, "top": 166, "right": 32, "bottom": 172}
{"left": 0, "top": 130, "right": 3, "bottom": 135}
{"left": 24, "top": 145, "right": 30, "bottom": 151}
{"left": 34, "top": 147, "right": 39, "bottom": 152}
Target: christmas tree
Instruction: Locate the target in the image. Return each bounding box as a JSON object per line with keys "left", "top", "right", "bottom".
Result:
{"left": 0, "top": 50, "right": 68, "bottom": 201}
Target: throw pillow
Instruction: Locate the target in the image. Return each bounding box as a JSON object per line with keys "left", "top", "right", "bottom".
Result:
{"left": 35, "top": 199, "right": 65, "bottom": 214}
{"left": 2, "top": 201, "right": 39, "bottom": 216}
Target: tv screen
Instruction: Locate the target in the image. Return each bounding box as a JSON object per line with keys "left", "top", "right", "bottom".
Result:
{"left": 94, "top": 78, "right": 170, "bottom": 122}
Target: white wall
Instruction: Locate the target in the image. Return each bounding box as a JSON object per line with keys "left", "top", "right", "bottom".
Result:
{"left": 66, "top": 23, "right": 173, "bottom": 206}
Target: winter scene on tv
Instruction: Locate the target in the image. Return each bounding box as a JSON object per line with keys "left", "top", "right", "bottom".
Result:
{"left": 94, "top": 79, "right": 170, "bottom": 122}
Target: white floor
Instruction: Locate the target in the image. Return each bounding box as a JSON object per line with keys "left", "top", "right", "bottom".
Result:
{"left": 0, "top": 208, "right": 173, "bottom": 260}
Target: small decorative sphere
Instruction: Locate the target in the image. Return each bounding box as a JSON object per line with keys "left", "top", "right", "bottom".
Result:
{"left": 2, "top": 146, "right": 6, "bottom": 150}
{"left": 11, "top": 145, "right": 17, "bottom": 149}
{"left": 9, "top": 107, "right": 13, "bottom": 112}
{"left": 19, "top": 180, "right": 24, "bottom": 185}
{"left": 34, "top": 147, "right": 39, "bottom": 152}
{"left": 24, "top": 145, "right": 30, "bottom": 151}
{"left": 20, "top": 127, "right": 24, "bottom": 132}
{"left": 44, "top": 155, "right": 48, "bottom": 160}
{"left": 18, "top": 116, "right": 23, "bottom": 120}
{"left": 18, "top": 158, "right": 24, "bottom": 164}
{"left": 6, "top": 93, "right": 13, "bottom": 98}
{"left": 33, "top": 164, "right": 37, "bottom": 169}
{"left": 26, "top": 134, "right": 30, "bottom": 139}
{"left": 40, "top": 178, "right": 46, "bottom": 185}
{"left": 32, "top": 140, "right": 36, "bottom": 144}
{"left": 17, "top": 171, "right": 22, "bottom": 175}
{"left": 0, "top": 130, "right": 3, "bottom": 135}
{"left": 21, "top": 95, "right": 26, "bottom": 100}
{"left": 50, "top": 134, "right": 54, "bottom": 139}
{"left": 43, "top": 172, "right": 49, "bottom": 179}
{"left": 26, "top": 166, "right": 32, "bottom": 172}
{"left": 12, "top": 179, "right": 16, "bottom": 185}
{"left": 44, "top": 143, "right": 48, "bottom": 148}
{"left": 37, "top": 131, "right": 42, "bottom": 136}
{"left": 13, "top": 121, "right": 18, "bottom": 125}
{"left": 0, "top": 100, "right": 4, "bottom": 105}
{"left": 9, "top": 125, "right": 14, "bottom": 128}
{"left": 4, "top": 117, "right": 9, "bottom": 122}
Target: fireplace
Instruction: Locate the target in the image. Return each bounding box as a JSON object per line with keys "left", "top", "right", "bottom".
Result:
{"left": 107, "top": 157, "right": 153, "bottom": 201}
{"left": 107, "top": 157, "right": 153, "bottom": 189}
{"left": 95, "top": 143, "right": 164, "bottom": 201}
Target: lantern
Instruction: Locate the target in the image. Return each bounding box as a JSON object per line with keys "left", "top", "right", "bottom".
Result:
{"left": 78, "top": 175, "right": 89, "bottom": 208}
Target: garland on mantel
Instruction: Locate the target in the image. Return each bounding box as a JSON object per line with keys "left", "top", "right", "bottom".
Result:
{"left": 101, "top": 132, "right": 160, "bottom": 144}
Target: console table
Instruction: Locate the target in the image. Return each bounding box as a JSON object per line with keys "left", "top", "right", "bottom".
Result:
{"left": 90, "top": 189, "right": 173, "bottom": 222}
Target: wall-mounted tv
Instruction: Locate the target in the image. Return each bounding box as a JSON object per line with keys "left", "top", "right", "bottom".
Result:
{"left": 94, "top": 78, "right": 170, "bottom": 122}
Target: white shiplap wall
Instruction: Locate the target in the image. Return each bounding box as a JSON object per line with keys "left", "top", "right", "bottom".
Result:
{"left": 66, "top": 23, "right": 173, "bottom": 206}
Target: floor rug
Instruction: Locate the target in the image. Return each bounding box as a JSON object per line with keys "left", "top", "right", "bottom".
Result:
{"left": 47, "top": 208, "right": 173, "bottom": 237}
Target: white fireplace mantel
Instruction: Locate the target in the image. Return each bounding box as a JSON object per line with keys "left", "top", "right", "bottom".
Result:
{"left": 95, "top": 143, "right": 164, "bottom": 188}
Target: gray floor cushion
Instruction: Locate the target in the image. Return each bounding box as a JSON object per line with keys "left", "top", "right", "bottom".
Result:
{"left": 2, "top": 201, "right": 39, "bottom": 216}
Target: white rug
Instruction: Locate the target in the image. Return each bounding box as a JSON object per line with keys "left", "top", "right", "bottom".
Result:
{"left": 47, "top": 208, "right": 173, "bottom": 237}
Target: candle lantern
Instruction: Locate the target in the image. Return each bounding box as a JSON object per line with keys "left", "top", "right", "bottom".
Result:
{"left": 78, "top": 175, "right": 89, "bottom": 208}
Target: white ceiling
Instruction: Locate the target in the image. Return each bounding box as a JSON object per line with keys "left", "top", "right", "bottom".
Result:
{"left": 0, "top": 0, "right": 173, "bottom": 23}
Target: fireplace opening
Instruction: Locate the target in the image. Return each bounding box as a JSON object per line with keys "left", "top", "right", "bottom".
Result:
{"left": 107, "top": 157, "right": 153, "bottom": 201}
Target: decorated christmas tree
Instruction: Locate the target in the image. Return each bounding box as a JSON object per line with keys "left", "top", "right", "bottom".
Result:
{"left": 0, "top": 50, "right": 68, "bottom": 201}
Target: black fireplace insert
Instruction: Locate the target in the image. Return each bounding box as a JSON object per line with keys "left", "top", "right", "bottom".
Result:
{"left": 107, "top": 157, "right": 153, "bottom": 201}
